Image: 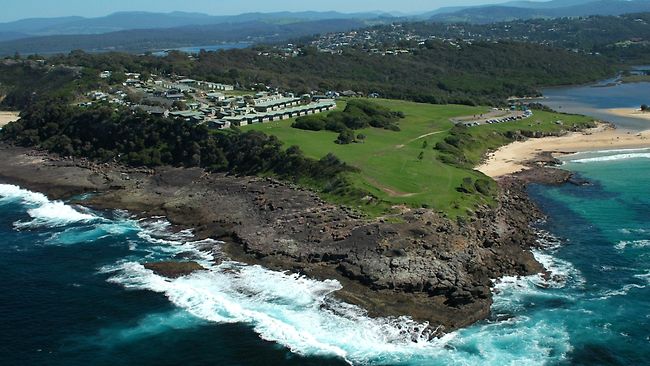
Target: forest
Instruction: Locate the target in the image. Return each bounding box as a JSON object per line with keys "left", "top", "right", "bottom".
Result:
{"left": 0, "top": 100, "right": 358, "bottom": 194}
{"left": 36, "top": 40, "right": 615, "bottom": 106}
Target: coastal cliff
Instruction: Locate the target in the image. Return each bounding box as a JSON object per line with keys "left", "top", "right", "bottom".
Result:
{"left": 0, "top": 144, "right": 545, "bottom": 334}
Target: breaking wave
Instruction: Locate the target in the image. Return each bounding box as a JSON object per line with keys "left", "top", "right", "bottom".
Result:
{"left": 0, "top": 184, "right": 597, "bottom": 365}
{"left": 0, "top": 184, "right": 97, "bottom": 228}
{"left": 615, "top": 239, "right": 650, "bottom": 251}
{"left": 568, "top": 152, "right": 650, "bottom": 164}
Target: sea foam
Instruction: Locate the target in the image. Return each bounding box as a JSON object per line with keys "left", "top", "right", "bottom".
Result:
{"left": 0, "top": 184, "right": 97, "bottom": 228}
{"left": 615, "top": 239, "right": 650, "bottom": 251}
{"left": 568, "top": 152, "right": 650, "bottom": 164}
{"left": 1, "top": 183, "right": 581, "bottom": 365}
{"left": 101, "top": 226, "right": 580, "bottom": 366}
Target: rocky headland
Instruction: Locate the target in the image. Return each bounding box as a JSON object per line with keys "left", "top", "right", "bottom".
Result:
{"left": 0, "top": 143, "right": 556, "bottom": 335}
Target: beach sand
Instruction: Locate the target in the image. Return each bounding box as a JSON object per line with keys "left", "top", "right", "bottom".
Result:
{"left": 0, "top": 111, "right": 20, "bottom": 127}
{"left": 477, "top": 124, "right": 650, "bottom": 177}
{"left": 605, "top": 108, "right": 650, "bottom": 122}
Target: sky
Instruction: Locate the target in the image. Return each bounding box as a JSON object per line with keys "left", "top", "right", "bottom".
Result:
{"left": 0, "top": 0, "right": 520, "bottom": 22}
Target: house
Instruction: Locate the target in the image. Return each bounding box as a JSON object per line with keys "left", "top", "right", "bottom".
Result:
{"left": 253, "top": 94, "right": 302, "bottom": 112}
{"left": 99, "top": 71, "right": 112, "bottom": 79}
{"left": 89, "top": 91, "right": 108, "bottom": 101}
{"left": 165, "top": 93, "right": 185, "bottom": 100}
{"left": 170, "top": 110, "right": 205, "bottom": 122}
{"left": 136, "top": 105, "right": 169, "bottom": 117}
{"left": 206, "top": 92, "right": 226, "bottom": 101}
{"left": 124, "top": 79, "right": 141, "bottom": 86}
{"left": 207, "top": 120, "right": 231, "bottom": 130}
{"left": 223, "top": 115, "right": 248, "bottom": 127}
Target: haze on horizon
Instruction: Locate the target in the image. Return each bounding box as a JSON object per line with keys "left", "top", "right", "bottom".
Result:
{"left": 1, "top": 0, "right": 551, "bottom": 22}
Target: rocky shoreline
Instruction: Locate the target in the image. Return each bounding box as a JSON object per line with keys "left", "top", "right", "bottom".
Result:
{"left": 0, "top": 143, "right": 567, "bottom": 335}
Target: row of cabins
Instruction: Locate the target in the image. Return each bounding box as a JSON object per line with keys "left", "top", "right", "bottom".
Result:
{"left": 136, "top": 98, "right": 336, "bottom": 130}
{"left": 221, "top": 99, "right": 337, "bottom": 127}
{"left": 177, "top": 79, "right": 234, "bottom": 91}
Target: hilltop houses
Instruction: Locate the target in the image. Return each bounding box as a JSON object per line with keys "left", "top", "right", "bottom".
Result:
{"left": 221, "top": 98, "right": 336, "bottom": 127}
{"left": 94, "top": 72, "right": 336, "bottom": 129}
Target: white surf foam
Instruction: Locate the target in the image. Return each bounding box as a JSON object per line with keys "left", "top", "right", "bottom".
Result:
{"left": 568, "top": 152, "right": 650, "bottom": 164}
{"left": 615, "top": 239, "right": 650, "bottom": 251}
{"left": 618, "top": 228, "right": 649, "bottom": 235}
{"left": 0, "top": 183, "right": 50, "bottom": 205}
{"left": 634, "top": 272, "right": 650, "bottom": 285}
{"left": 17, "top": 201, "right": 97, "bottom": 228}
{"left": 103, "top": 260, "right": 454, "bottom": 364}
{"left": 598, "top": 283, "right": 646, "bottom": 299}
{"left": 101, "top": 238, "right": 581, "bottom": 366}
{"left": 0, "top": 184, "right": 98, "bottom": 229}
{"left": 588, "top": 147, "right": 650, "bottom": 155}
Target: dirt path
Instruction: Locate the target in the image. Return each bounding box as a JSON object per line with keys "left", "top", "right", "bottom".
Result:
{"left": 364, "top": 176, "right": 415, "bottom": 198}
{"left": 395, "top": 130, "right": 445, "bottom": 149}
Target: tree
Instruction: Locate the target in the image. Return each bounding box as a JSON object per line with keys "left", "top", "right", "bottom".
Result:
{"left": 109, "top": 72, "right": 126, "bottom": 85}
{"left": 641, "top": 104, "right": 649, "bottom": 112}
{"left": 335, "top": 129, "right": 356, "bottom": 145}
{"left": 417, "top": 151, "right": 424, "bottom": 161}
{"left": 172, "top": 100, "right": 186, "bottom": 110}
{"left": 422, "top": 140, "right": 428, "bottom": 149}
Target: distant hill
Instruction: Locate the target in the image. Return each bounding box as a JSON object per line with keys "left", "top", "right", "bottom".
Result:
{"left": 0, "top": 18, "right": 366, "bottom": 56}
{"left": 0, "top": 32, "right": 29, "bottom": 42}
{"left": 430, "top": 0, "right": 650, "bottom": 23}
{"left": 501, "top": 0, "right": 596, "bottom": 9}
{"left": 0, "top": 11, "right": 391, "bottom": 39}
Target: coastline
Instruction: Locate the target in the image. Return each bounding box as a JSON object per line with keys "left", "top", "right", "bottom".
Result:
{"left": 604, "top": 107, "right": 650, "bottom": 122}
{"left": 0, "top": 143, "right": 543, "bottom": 336}
{"left": 0, "top": 111, "right": 20, "bottom": 127}
{"left": 477, "top": 123, "right": 650, "bottom": 178}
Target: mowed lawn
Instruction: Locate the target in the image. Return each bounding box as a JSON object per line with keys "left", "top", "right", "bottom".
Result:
{"left": 243, "top": 99, "right": 491, "bottom": 215}
{"left": 243, "top": 99, "right": 594, "bottom": 215}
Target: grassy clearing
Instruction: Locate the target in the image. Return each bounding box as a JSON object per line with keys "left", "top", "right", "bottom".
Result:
{"left": 243, "top": 99, "right": 594, "bottom": 217}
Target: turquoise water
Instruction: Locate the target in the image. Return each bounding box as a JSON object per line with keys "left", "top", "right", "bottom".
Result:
{"left": 0, "top": 149, "right": 649, "bottom": 365}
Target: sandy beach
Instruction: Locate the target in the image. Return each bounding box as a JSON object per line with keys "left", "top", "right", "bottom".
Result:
{"left": 477, "top": 124, "right": 650, "bottom": 177}
{"left": 605, "top": 108, "right": 650, "bottom": 122}
{"left": 0, "top": 111, "right": 20, "bottom": 127}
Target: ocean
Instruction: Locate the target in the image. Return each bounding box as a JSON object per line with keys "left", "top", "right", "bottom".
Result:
{"left": 1, "top": 148, "right": 649, "bottom": 365}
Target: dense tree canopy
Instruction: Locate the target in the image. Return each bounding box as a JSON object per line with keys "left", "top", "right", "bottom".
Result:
{"left": 292, "top": 99, "right": 404, "bottom": 144}
{"left": 1, "top": 101, "right": 356, "bottom": 186}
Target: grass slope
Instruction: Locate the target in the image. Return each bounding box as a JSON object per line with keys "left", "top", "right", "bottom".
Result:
{"left": 243, "top": 99, "right": 594, "bottom": 217}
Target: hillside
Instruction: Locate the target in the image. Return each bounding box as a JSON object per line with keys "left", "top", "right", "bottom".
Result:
{"left": 430, "top": 0, "right": 650, "bottom": 23}
{"left": 0, "top": 11, "right": 389, "bottom": 37}
{"left": 341, "top": 13, "right": 650, "bottom": 63}
{"left": 243, "top": 99, "right": 595, "bottom": 217}
{"left": 0, "top": 19, "right": 366, "bottom": 55}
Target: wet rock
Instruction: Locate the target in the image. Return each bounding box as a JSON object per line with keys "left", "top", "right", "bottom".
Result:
{"left": 144, "top": 261, "right": 206, "bottom": 278}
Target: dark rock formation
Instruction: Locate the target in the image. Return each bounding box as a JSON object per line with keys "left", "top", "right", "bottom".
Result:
{"left": 0, "top": 144, "right": 545, "bottom": 334}
{"left": 144, "top": 261, "right": 206, "bottom": 278}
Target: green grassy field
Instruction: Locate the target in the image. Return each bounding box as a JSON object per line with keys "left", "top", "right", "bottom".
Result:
{"left": 242, "top": 99, "right": 595, "bottom": 217}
